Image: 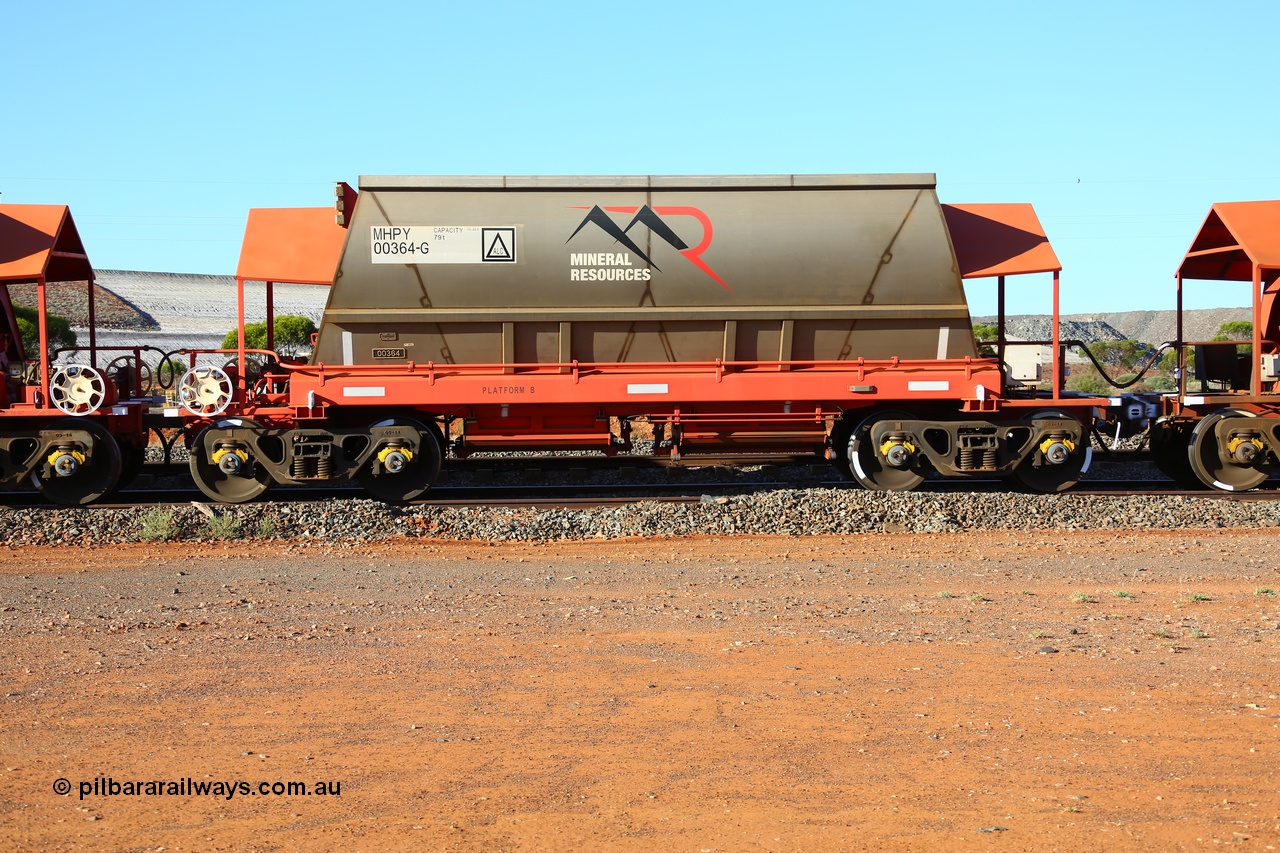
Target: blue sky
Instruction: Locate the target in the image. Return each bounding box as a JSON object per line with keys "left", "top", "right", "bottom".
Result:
{"left": 5, "top": 1, "right": 1277, "bottom": 317}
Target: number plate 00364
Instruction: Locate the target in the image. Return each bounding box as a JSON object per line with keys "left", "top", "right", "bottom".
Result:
{"left": 372, "top": 348, "right": 406, "bottom": 359}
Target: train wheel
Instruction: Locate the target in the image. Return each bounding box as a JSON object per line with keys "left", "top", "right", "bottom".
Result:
{"left": 31, "top": 419, "right": 122, "bottom": 506}
{"left": 1148, "top": 417, "right": 1198, "bottom": 485}
{"left": 114, "top": 442, "right": 148, "bottom": 490}
{"left": 847, "top": 410, "right": 925, "bottom": 491}
{"left": 189, "top": 419, "right": 273, "bottom": 503}
{"left": 1012, "top": 410, "right": 1089, "bottom": 493}
{"left": 358, "top": 418, "right": 443, "bottom": 503}
{"left": 1188, "top": 408, "right": 1270, "bottom": 492}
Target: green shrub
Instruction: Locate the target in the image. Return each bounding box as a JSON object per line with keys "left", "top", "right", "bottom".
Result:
{"left": 1213, "top": 320, "right": 1252, "bottom": 340}
{"left": 221, "top": 315, "right": 317, "bottom": 358}
{"left": 972, "top": 324, "right": 997, "bottom": 357}
{"left": 204, "top": 514, "right": 242, "bottom": 540}
{"left": 12, "top": 305, "right": 76, "bottom": 361}
{"left": 139, "top": 508, "right": 178, "bottom": 542}
{"left": 1159, "top": 348, "right": 1195, "bottom": 374}
{"left": 1065, "top": 374, "right": 1110, "bottom": 395}
{"left": 154, "top": 358, "right": 189, "bottom": 389}
{"left": 1087, "top": 340, "right": 1154, "bottom": 368}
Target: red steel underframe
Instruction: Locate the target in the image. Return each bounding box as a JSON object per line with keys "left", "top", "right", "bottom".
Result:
{"left": 190, "top": 354, "right": 1107, "bottom": 433}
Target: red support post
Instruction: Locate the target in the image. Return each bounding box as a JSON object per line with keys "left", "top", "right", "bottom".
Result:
{"left": 37, "top": 278, "right": 50, "bottom": 407}
{"left": 996, "top": 274, "right": 1006, "bottom": 390}
{"left": 1175, "top": 273, "right": 1184, "bottom": 397}
{"left": 236, "top": 277, "right": 247, "bottom": 397}
{"left": 1253, "top": 265, "right": 1263, "bottom": 397}
{"left": 1051, "top": 270, "right": 1061, "bottom": 400}
{"left": 266, "top": 281, "right": 275, "bottom": 353}
{"left": 87, "top": 274, "right": 97, "bottom": 369}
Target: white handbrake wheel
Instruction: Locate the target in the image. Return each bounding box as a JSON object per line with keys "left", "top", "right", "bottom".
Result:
{"left": 49, "top": 365, "right": 106, "bottom": 415}
{"left": 178, "top": 366, "right": 234, "bottom": 416}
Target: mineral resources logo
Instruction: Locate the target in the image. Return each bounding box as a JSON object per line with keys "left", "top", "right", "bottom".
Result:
{"left": 565, "top": 205, "right": 731, "bottom": 291}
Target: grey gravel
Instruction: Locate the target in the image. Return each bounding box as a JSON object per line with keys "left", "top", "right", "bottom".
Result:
{"left": 9, "top": 429, "right": 1274, "bottom": 546}
{"left": 3, "top": 486, "right": 1280, "bottom": 546}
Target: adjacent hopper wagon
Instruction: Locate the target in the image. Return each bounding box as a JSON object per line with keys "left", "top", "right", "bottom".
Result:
{"left": 0, "top": 205, "right": 149, "bottom": 505}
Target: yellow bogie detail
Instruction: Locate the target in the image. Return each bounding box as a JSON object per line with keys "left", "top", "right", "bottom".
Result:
{"left": 1226, "top": 436, "right": 1264, "bottom": 457}
{"left": 879, "top": 439, "right": 916, "bottom": 458}
{"left": 46, "top": 449, "right": 86, "bottom": 467}
{"left": 211, "top": 447, "right": 249, "bottom": 466}
{"left": 1038, "top": 437, "right": 1075, "bottom": 456}
{"left": 377, "top": 446, "right": 413, "bottom": 465}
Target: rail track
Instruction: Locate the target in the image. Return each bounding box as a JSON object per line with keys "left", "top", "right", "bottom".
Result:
{"left": 1, "top": 448, "right": 1276, "bottom": 511}
{"left": 1, "top": 473, "right": 1277, "bottom": 512}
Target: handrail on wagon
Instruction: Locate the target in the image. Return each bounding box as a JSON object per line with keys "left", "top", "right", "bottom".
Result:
{"left": 290, "top": 355, "right": 1003, "bottom": 379}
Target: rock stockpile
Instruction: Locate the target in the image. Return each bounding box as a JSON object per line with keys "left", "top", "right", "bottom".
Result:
{"left": 7, "top": 282, "right": 159, "bottom": 331}
{"left": 972, "top": 316, "right": 1127, "bottom": 344}
{"left": 974, "top": 308, "right": 1254, "bottom": 348}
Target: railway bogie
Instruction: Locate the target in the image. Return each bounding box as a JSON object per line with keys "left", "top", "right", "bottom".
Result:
{"left": 0, "top": 418, "right": 126, "bottom": 505}
{"left": 841, "top": 408, "right": 1091, "bottom": 493}
{"left": 1185, "top": 409, "right": 1273, "bottom": 492}
{"left": 182, "top": 413, "right": 448, "bottom": 504}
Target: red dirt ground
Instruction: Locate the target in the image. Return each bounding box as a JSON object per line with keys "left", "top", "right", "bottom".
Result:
{"left": 1, "top": 529, "right": 1278, "bottom": 851}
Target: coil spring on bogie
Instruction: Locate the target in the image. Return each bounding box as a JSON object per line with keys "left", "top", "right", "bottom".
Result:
{"left": 957, "top": 429, "right": 1000, "bottom": 471}
{"left": 290, "top": 455, "right": 334, "bottom": 479}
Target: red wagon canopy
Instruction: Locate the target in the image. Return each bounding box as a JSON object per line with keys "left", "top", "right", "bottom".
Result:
{"left": 1178, "top": 200, "right": 1280, "bottom": 286}
{"left": 235, "top": 206, "right": 349, "bottom": 285}
{"left": 942, "top": 203, "right": 1060, "bottom": 280}
{"left": 0, "top": 205, "right": 93, "bottom": 284}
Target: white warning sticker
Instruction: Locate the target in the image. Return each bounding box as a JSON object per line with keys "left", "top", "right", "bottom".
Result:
{"left": 370, "top": 226, "right": 518, "bottom": 264}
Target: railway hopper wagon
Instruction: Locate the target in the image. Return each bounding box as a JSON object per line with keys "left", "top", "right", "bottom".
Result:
{"left": 182, "top": 173, "right": 1119, "bottom": 503}
{"left": 0, "top": 205, "right": 149, "bottom": 504}
{"left": 1148, "top": 200, "right": 1280, "bottom": 491}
